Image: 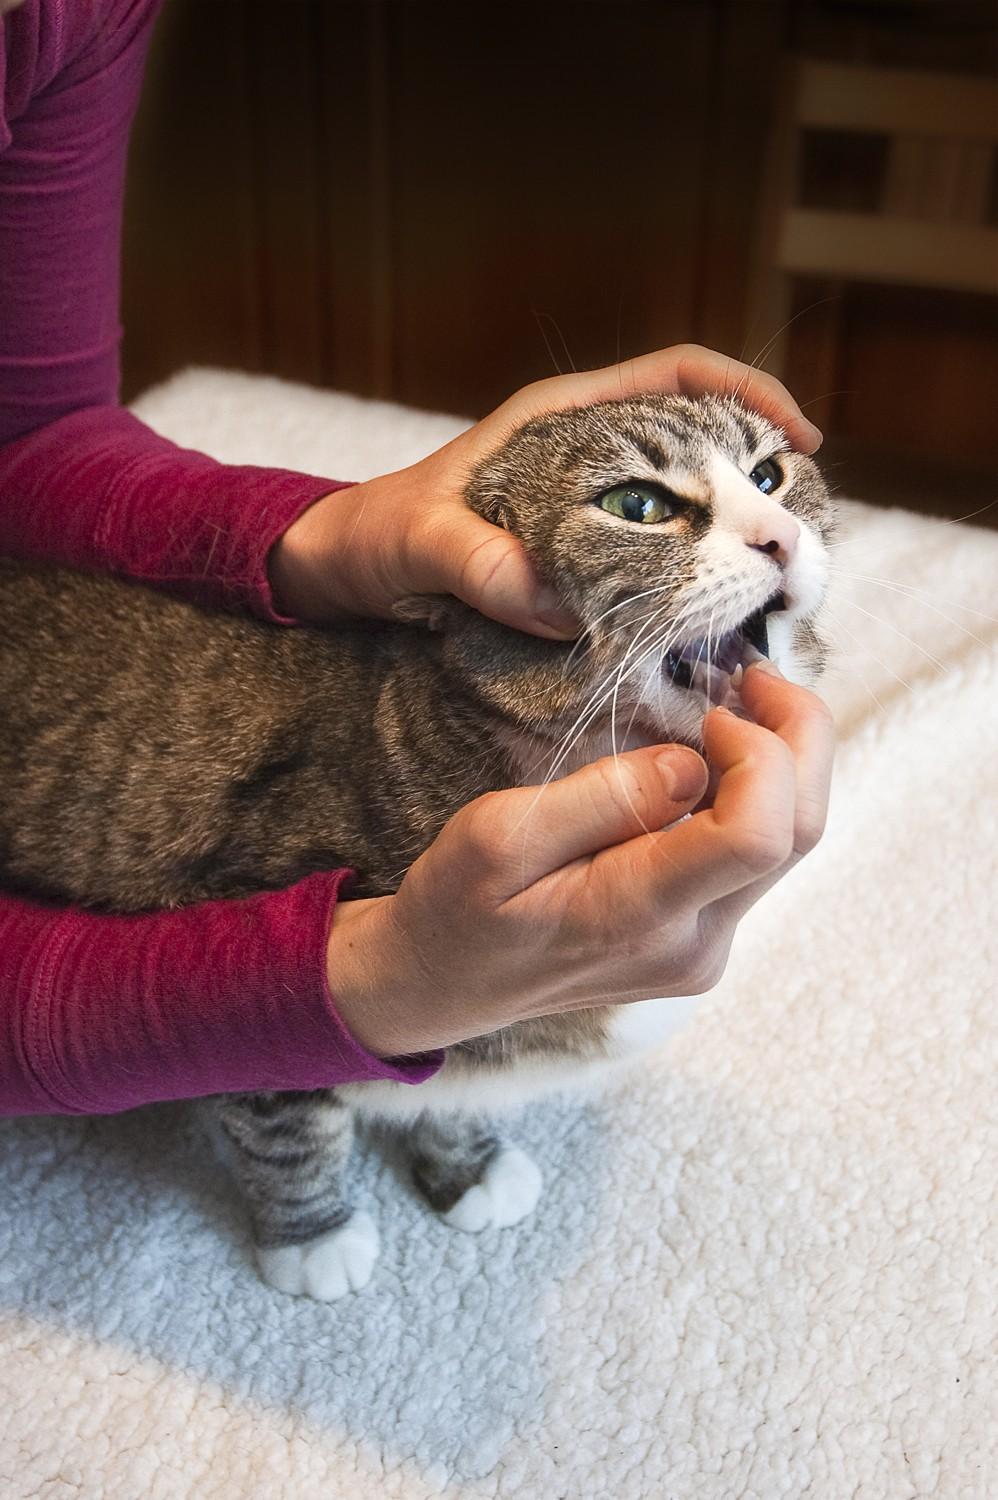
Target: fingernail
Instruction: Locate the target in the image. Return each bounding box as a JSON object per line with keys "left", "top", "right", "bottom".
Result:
{"left": 802, "top": 420, "right": 823, "bottom": 452}
{"left": 749, "top": 657, "right": 783, "bottom": 678}
{"left": 534, "top": 586, "right": 579, "bottom": 636}
{"left": 656, "top": 749, "right": 707, "bottom": 802}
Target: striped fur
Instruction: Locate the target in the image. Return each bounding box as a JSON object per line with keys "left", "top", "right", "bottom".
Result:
{"left": 0, "top": 394, "right": 834, "bottom": 1295}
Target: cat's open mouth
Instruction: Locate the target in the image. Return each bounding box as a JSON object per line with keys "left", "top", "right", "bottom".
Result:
{"left": 664, "top": 592, "right": 786, "bottom": 696}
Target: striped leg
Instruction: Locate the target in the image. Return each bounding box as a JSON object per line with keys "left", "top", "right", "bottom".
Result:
{"left": 405, "top": 1112, "right": 543, "bottom": 1233}
{"left": 212, "top": 1089, "right": 379, "bottom": 1300}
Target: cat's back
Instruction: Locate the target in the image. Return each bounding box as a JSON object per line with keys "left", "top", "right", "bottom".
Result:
{"left": 0, "top": 556, "right": 391, "bottom": 714}
{"left": 0, "top": 556, "right": 262, "bottom": 686}
{"left": 0, "top": 559, "right": 406, "bottom": 907}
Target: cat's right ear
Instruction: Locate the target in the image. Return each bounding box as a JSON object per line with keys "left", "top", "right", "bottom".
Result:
{"left": 391, "top": 594, "right": 455, "bottom": 632}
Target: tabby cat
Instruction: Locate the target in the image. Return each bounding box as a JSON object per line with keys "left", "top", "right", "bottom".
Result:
{"left": 0, "top": 393, "right": 834, "bottom": 1298}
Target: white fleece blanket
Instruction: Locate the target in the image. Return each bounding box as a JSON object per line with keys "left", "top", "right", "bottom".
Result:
{"left": 1, "top": 369, "right": 995, "bottom": 1500}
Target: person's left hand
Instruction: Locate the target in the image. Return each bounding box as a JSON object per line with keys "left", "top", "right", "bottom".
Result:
{"left": 269, "top": 343, "right": 822, "bottom": 636}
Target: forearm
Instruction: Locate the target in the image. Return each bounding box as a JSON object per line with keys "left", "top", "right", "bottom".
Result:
{"left": 0, "top": 873, "right": 443, "bottom": 1117}
{"left": 0, "top": 404, "right": 351, "bottom": 620}
{"left": 0, "top": 0, "right": 163, "bottom": 444}
{"left": 0, "top": 0, "right": 353, "bottom": 617}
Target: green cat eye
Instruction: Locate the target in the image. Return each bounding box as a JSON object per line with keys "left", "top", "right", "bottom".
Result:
{"left": 749, "top": 458, "right": 783, "bottom": 495}
{"left": 597, "top": 483, "right": 674, "bottom": 525}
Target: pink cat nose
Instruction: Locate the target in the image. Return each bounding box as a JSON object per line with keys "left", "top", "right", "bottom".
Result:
{"left": 747, "top": 509, "right": 800, "bottom": 568}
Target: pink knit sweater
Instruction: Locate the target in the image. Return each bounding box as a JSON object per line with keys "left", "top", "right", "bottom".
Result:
{"left": 0, "top": 0, "right": 444, "bottom": 1113}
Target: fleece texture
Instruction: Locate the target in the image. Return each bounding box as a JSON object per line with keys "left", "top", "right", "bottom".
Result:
{"left": 0, "top": 370, "right": 995, "bottom": 1500}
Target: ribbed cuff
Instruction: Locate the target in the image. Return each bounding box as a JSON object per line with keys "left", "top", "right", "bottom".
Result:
{"left": 0, "top": 405, "right": 355, "bottom": 622}
{"left": 0, "top": 874, "right": 444, "bottom": 1117}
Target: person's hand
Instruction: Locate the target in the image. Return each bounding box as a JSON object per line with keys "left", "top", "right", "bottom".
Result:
{"left": 325, "top": 662, "right": 834, "bottom": 1057}
{"left": 269, "top": 345, "right": 822, "bottom": 636}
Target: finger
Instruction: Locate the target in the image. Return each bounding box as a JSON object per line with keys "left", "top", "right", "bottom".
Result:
{"left": 703, "top": 662, "right": 836, "bottom": 924}
{"left": 603, "top": 707, "right": 799, "bottom": 909}
{"left": 414, "top": 509, "right": 579, "bottom": 639}
{"left": 455, "top": 746, "right": 709, "bottom": 897}
{"left": 736, "top": 662, "right": 835, "bottom": 857}
{"left": 517, "top": 345, "right": 822, "bottom": 454}
{"left": 673, "top": 348, "right": 823, "bottom": 455}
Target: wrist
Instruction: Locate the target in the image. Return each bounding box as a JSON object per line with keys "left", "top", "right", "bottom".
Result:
{"left": 325, "top": 895, "right": 444, "bottom": 1059}
{"left": 268, "top": 468, "right": 414, "bottom": 624}
{"left": 269, "top": 491, "right": 345, "bottom": 621}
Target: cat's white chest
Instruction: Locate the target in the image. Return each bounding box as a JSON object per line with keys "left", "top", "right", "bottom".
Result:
{"left": 604, "top": 994, "right": 703, "bottom": 1059}
{"left": 345, "top": 996, "right": 700, "bottom": 1125}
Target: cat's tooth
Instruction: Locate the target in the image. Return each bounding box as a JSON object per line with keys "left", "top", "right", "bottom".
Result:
{"left": 692, "top": 659, "right": 728, "bottom": 702}
{"left": 730, "top": 662, "right": 744, "bottom": 690}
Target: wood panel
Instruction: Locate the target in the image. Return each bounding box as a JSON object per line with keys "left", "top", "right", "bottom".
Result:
{"left": 780, "top": 210, "right": 998, "bottom": 295}
{"left": 835, "top": 284, "right": 998, "bottom": 460}
{"left": 384, "top": 0, "right": 721, "bottom": 414}
{"left": 795, "top": 59, "right": 998, "bottom": 137}
{"left": 120, "top": 0, "right": 998, "bottom": 519}
{"left": 696, "top": 0, "right": 789, "bottom": 360}
{"left": 786, "top": 278, "right": 998, "bottom": 521}
{"left": 123, "top": 1, "right": 265, "bottom": 384}
{"left": 122, "top": 0, "right": 757, "bottom": 413}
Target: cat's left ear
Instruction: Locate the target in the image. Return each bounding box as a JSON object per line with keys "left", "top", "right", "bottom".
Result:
{"left": 391, "top": 594, "right": 455, "bottom": 632}
{"left": 473, "top": 492, "right": 514, "bottom": 531}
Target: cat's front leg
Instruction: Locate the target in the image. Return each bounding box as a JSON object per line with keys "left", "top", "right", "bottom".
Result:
{"left": 211, "top": 1090, "right": 379, "bottom": 1300}
{"left": 404, "top": 1110, "right": 542, "bottom": 1232}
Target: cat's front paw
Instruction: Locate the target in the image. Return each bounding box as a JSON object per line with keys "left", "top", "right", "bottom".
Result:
{"left": 442, "top": 1147, "right": 542, "bottom": 1233}
{"left": 256, "top": 1210, "right": 380, "bottom": 1300}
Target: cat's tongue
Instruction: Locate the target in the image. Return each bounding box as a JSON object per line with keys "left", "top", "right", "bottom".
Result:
{"left": 665, "top": 600, "right": 776, "bottom": 699}
{"left": 675, "top": 629, "right": 746, "bottom": 675}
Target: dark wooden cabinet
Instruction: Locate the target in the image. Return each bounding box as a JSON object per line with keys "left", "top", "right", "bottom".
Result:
{"left": 122, "top": 0, "right": 997, "bottom": 519}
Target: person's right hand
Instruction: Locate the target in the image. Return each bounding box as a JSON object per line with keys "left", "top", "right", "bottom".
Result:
{"left": 325, "top": 661, "right": 834, "bottom": 1058}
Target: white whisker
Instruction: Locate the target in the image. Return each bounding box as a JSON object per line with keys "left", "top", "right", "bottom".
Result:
{"left": 821, "top": 605, "right": 897, "bottom": 715}
{"left": 828, "top": 565, "right": 997, "bottom": 639}
{"left": 510, "top": 603, "right": 703, "bottom": 839}
{"left": 560, "top": 582, "right": 684, "bottom": 676}
{"left": 827, "top": 499, "right": 997, "bottom": 551}
{"left": 605, "top": 596, "right": 691, "bottom": 837}
{"left": 705, "top": 609, "right": 715, "bottom": 716}
{"left": 832, "top": 593, "right": 949, "bottom": 674}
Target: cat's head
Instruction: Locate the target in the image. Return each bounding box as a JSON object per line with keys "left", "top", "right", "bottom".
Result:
{"left": 462, "top": 392, "right": 835, "bottom": 738}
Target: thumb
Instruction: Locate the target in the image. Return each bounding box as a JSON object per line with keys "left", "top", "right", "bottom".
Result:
{"left": 461, "top": 745, "right": 709, "bottom": 896}
{"left": 422, "top": 509, "right": 579, "bottom": 639}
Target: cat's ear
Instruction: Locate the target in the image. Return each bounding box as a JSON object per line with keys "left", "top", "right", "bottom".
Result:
{"left": 391, "top": 593, "right": 454, "bottom": 632}
{"left": 475, "top": 492, "right": 514, "bottom": 531}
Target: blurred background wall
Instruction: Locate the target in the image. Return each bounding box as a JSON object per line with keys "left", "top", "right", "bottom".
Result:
{"left": 121, "top": 0, "right": 998, "bottom": 521}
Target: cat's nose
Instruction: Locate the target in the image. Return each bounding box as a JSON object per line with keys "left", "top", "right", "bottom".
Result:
{"left": 746, "top": 508, "right": 799, "bottom": 569}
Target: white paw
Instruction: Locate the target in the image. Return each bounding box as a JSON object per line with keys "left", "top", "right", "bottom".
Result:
{"left": 442, "top": 1147, "right": 542, "bottom": 1233}
{"left": 256, "top": 1211, "right": 380, "bottom": 1300}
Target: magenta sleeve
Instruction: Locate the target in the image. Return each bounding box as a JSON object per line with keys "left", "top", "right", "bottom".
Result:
{"left": 0, "top": 404, "right": 354, "bottom": 622}
{"left": 0, "top": 0, "right": 351, "bottom": 622}
{"left": 0, "top": 2, "right": 445, "bottom": 1113}
{"left": 0, "top": 874, "right": 445, "bottom": 1116}
{"left": 0, "top": 0, "right": 163, "bottom": 443}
